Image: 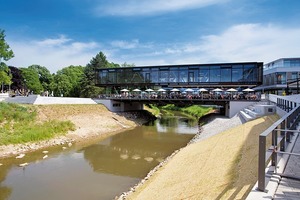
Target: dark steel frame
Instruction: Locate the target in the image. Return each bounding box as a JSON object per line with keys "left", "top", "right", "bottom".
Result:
{"left": 95, "top": 62, "right": 263, "bottom": 88}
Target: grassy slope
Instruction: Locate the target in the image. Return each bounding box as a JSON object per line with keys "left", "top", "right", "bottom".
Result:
{"left": 128, "top": 115, "right": 279, "bottom": 200}
{"left": 0, "top": 102, "right": 75, "bottom": 145}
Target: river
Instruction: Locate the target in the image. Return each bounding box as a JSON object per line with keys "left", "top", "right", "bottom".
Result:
{"left": 0, "top": 112, "right": 198, "bottom": 200}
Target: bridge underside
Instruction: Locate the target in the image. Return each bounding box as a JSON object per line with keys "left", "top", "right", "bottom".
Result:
{"left": 96, "top": 98, "right": 259, "bottom": 118}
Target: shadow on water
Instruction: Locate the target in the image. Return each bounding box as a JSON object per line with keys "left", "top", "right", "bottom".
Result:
{"left": 0, "top": 111, "right": 197, "bottom": 200}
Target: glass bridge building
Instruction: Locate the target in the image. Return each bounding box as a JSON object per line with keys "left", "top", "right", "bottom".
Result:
{"left": 96, "top": 62, "right": 263, "bottom": 90}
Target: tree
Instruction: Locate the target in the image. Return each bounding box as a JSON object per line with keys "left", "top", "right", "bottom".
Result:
{"left": 0, "top": 29, "right": 14, "bottom": 93}
{"left": 108, "top": 62, "right": 120, "bottom": 68}
{"left": 80, "top": 52, "right": 109, "bottom": 97}
{"left": 121, "top": 62, "right": 135, "bottom": 68}
{"left": 9, "top": 66, "right": 23, "bottom": 91}
{"left": 20, "top": 68, "right": 43, "bottom": 94}
{"left": 51, "top": 65, "right": 84, "bottom": 97}
{"left": 28, "top": 65, "right": 53, "bottom": 91}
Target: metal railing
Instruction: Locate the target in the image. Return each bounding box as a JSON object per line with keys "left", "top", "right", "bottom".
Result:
{"left": 258, "top": 95, "right": 300, "bottom": 191}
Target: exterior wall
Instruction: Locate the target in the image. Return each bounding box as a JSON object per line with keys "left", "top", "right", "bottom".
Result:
{"left": 255, "top": 58, "right": 300, "bottom": 94}
{"left": 227, "top": 101, "right": 255, "bottom": 118}
{"left": 34, "top": 96, "right": 97, "bottom": 105}
{"left": 253, "top": 105, "right": 276, "bottom": 116}
{"left": 96, "top": 99, "right": 143, "bottom": 112}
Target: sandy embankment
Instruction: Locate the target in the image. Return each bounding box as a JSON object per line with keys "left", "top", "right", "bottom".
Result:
{"left": 124, "top": 114, "right": 279, "bottom": 200}
{"left": 0, "top": 104, "right": 146, "bottom": 158}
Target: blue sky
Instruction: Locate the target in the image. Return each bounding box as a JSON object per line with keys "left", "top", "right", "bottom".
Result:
{"left": 1, "top": 0, "right": 300, "bottom": 73}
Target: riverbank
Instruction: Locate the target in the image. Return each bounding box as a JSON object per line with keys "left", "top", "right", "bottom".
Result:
{"left": 0, "top": 104, "right": 153, "bottom": 159}
{"left": 122, "top": 114, "right": 279, "bottom": 200}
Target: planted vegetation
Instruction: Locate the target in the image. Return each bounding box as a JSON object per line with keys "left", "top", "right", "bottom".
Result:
{"left": 160, "top": 104, "right": 213, "bottom": 118}
{"left": 0, "top": 102, "right": 75, "bottom": 145}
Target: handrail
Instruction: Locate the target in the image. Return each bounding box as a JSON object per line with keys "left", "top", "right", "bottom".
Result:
{"left": 257, "top": 95, "right": 300, "bottom": 191}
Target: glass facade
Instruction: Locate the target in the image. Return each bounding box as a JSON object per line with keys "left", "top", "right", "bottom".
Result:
{"left": 256, "top": 58, "right": 300, "bottom": 95}
{"left": 96, "top": 62, "right": 263, "bottom": 87}
{"left": 264, "top": 58, "right": 300, "bottom": 71}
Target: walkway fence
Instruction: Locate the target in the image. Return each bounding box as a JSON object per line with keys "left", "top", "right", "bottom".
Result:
{"left": 258, "top": 94, "right": 300, "bottom": 191}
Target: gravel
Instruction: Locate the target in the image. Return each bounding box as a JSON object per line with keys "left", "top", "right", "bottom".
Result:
{"left": 191, "top": 114, "right": 243, "bottom": 143}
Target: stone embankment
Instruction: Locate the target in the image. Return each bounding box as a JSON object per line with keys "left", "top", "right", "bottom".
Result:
{"left": 117, "top": 114, "right": 243, "bottom": 199}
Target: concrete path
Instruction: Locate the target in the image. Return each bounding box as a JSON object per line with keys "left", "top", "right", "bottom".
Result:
{"left": 3, "top": 95, "right": 97, "bottom": 105}
{"left": 273, "top": 134, "right": 300, "bottom": 199}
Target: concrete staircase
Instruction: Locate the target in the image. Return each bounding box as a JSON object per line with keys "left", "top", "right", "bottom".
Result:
{"left": 239, "top": 101, "right": 271, "bottom": 122}
{"left": 240, "top": 107, "right": 260, "bottom": 122}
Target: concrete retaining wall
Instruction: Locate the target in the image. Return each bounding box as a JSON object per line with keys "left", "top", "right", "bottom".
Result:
{"left": 227, "top": 101, "right": 255, "bottom": 118}
{"left": 33, "top": 96, "right": 97, "bottom": 105}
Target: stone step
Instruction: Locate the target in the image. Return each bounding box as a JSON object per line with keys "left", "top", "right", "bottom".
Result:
{"left": 240, "top": 110, "right": 253, "bottom": 122}
{"left": 244, "top": 108, "right": 259, "bottom": 118}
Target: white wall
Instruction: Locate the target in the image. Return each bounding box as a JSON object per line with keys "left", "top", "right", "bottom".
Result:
{"left": 96, "top": 99, "right": 143, "bottom": 112}
{"left": 33, "top": 96, "right": 97, "bottom": 105}
{"left": 228, "top": 101, "right": 255, "bottom": 118}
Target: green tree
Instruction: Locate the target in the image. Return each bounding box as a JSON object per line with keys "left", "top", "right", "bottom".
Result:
{"left": 108, "top": 62, "right": 120, "bottom": 68}
{"left": 20, "top": 68, "right": 43, "bottom": 94}
{"left": 51, "top": 65, "right": 84, "bottom": 97}
{"left": 80, "top": 52, "right": 109, "bottom": 97}
{"left": 0, "top": 29, "right": 14, "bottom": 92}
{"left": 28, "top": 65, "right": 53, "bottom": 91}
{"left": 121, "top": 62, "right": 135, "bottom": 68}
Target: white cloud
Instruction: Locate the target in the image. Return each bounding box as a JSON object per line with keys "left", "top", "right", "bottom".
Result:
{"left": 7, "top": 36, "right": 101, "bottom": 73}
{"left": 6, "top": 23, "right": 300, "bottom": 74}
{"left": 95, "top": 0, "right": 228, "bottom": 16}
{"left": 110, "top": 39, "right": 139, "bottom": 49}
{"left": 35, "top": 35, "right": 71, "bottom": 47}
{"left": 109, "top": 23, "right": 300, "bottom": 66}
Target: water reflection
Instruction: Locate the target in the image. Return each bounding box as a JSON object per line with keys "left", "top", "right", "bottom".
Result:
{"left": 0, "top": 112, "right": 197, "bottom": 200}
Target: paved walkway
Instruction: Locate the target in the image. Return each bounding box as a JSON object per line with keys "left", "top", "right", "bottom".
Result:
{"left": 4, "top": 95, "right": 97, "bottom": 104}
{"left": 273, "top": 133, "right": 300, "bottom": 199}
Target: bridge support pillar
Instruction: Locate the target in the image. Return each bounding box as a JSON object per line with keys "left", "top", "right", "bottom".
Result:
{"left": 94, "top": 99, "right": 144, "bottom": 112}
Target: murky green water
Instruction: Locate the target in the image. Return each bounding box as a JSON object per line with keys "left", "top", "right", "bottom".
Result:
{"left": 0, "top": 113, "right": 197, "bottom": 200}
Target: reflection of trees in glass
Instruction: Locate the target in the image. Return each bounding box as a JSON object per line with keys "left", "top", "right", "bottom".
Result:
{"left": 169, "top": 70, "right": 178, "bottom": 82}
{"left": 243, "top": 65, "right": 255, "bottom": 81}
{"left": 221, "top": 66, "right": 231, "bottom": 82}
{"left": 131, "top": 71, "right": 144, "bottom": 83}
{"left": 179, "top": 69, "right": 188, "bottom": 82}
{"left": 199, "top": 67, "right": 209, "bottom": 82}
{"left": 232, "top": 65, "right": 243, "bottom": 82}
{"left": 209, "top": 66, "right": 220, "bottom": 82}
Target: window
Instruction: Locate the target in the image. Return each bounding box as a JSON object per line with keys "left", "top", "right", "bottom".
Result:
{"left": 276, "top": 72, "right": 286, "bottom": 84}
{"left": 209, "top": 66, "right": 220, "bottom": 82}
{"left": 199, "top": 67, "right": 209, "bottom": 82}
{"left": 179, "top": 68, "right": 188, "bottom": 82}
{"left": 220, "top": 66, "right": 231, "bottom": 82}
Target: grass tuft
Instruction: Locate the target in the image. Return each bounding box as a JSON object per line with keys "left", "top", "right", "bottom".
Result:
{"left": 0, "top": 102, "right": 75, "bottom": 145}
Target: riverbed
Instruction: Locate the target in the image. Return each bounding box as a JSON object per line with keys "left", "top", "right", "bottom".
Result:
{"left": 0, "top": 112, "right": 198, "bottom": 200}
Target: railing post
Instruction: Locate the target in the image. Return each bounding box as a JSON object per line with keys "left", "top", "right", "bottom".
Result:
{"left": 258, "top": 135, "right": 267, "bottom": 191}
{"left": 272, "top": 130, "right": 278, "bottom": 166}
{"left": 280, "top": 122, "right": 286, "bottom": 151}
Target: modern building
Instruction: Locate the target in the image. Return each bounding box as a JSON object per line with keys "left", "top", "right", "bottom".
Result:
{"left": 254, "top": 58, "right": 300, "bottom": 95}
{"left": 96, "top": 62, "right": 263, "bottom": 92}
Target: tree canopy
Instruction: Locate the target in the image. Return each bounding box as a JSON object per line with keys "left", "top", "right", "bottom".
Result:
{"left": 20, "top": 67, "right": 43, "bottom": 94}
{"left": 0, "top": 29, "right": 14, "bottom": 92}
{"left": 0, "top": 30, "right": 133, "bottom": 97}
{"left": 80, "top": 51, "right": 111, "bottom": 97}
{"left": 51, "top": 65, "right": 84, "bottom": 97}
{"left": 28, "top": 65, "right": 53, "bottom": 91}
